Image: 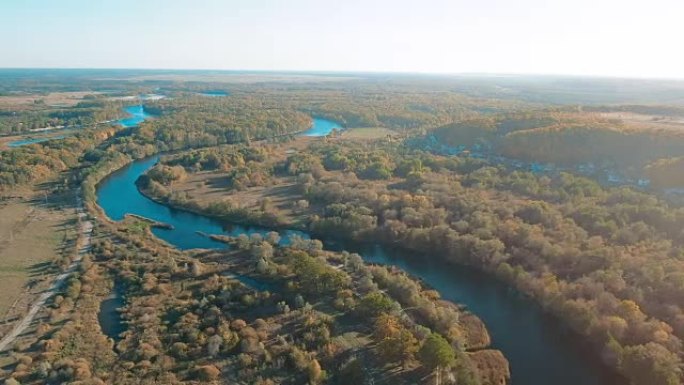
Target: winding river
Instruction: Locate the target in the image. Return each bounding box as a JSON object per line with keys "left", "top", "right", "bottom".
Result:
{"left": 95, "top": 115, "right": 622, "bottom": 385}
{"left": 118, "top": 105, "right": 153, "bottom": 128}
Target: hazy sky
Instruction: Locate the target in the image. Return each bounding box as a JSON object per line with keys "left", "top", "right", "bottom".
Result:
{"left": 2, "top": 0, "right": 683, "bottom": 78}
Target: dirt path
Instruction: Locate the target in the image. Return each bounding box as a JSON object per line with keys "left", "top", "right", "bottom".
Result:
{"left": 0, "top": 191, "right": 91, "bottom": 352}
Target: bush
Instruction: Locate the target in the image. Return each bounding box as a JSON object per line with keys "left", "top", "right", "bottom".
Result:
{"left": 418, "top": 333, "right": 455, "bottom": 370}
{"left": 196, "top": 365, "right": 221, "bottom": 381}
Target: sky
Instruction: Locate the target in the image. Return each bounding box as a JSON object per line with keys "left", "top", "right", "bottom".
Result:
{"left": 2, "top": 0, "right": 684, "bottom": 78}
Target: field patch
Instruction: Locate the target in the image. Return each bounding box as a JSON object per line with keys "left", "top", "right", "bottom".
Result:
{"left": 342, "top": 127, "right": 399, "bottom": 139}
{"left": 0, "top": 91, "right": 100, "bottom": 110}
{"left": 0, "top": 199, "right": 73, "bottom": 317}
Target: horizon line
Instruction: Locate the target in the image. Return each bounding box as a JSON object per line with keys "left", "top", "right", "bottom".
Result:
{"left": 1, "top": 66, "right": 684, "bottom": 82}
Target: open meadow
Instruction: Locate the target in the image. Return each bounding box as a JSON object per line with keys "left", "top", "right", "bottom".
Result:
{"left": 0, "top": 194, "right": 75, "bottom": 328}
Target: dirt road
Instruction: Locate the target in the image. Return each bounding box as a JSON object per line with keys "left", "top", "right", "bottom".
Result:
{"left": 0, "top": 192, "right": 92, "bottom": 352}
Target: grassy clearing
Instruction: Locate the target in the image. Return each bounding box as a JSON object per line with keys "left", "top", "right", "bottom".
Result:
{"left": 342, "top": 127, "right": 398, "bottom": 139}
{"left": 0, "top": 197, "right": 74, "bottom": 316}
{"left": 0, "top": 92, "right": 100, "bottom": 110}
{"left": 600, "top": 111, "right": 684, "bottom": 131}
{"left": 174, "top": 171, "right": 312, "bottom": 227}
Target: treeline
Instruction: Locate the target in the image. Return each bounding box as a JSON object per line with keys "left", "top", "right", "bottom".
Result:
{"left": 0, "top": 127, "right": 119, "bottom": 189}
{"left": 431, "top": 111, "right": 567, "bottom": 147}
{"left": 499, "top": 124, "right": 684, "bottom": 168}
{"left": 153, "top": 81, "right": 520, "bottom": 133}
{"left": 0, "top": 99, "right": 124, "bottom": 134}
{"left": 143, "top": 95, "right": 312, "bottom": 143}
{"left": 432, "top": 111, "right": 684, "bottom": 175}
{"left": 295, "top": 86, "right": 513, "bottom": 131}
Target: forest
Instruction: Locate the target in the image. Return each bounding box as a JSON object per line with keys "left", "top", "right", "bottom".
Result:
{"left": 141, "top": 137, "right": 684, "bottom": 385}
{"left": 432, "top": 111, "right": 684, "bottom": 185}
{"left": 0, "top": 99, "right": 124, "bottom": 134}
{"left": 3, "top": 210, "right": 509, "bottom": 384}
{"left": 2, "top": 71, "right": 684, "bottom": 385}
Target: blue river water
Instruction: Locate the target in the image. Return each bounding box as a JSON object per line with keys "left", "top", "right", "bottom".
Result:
{"left": 8, "top": 135, "right": 66, "bottom": 147}
{"left": 7, "top": 104, "right": 151, "bottom": 148}
{"left": 198, "top": 90, "right": 229, "bottom": 97}
{"left": 95, "top": 111, "right": 623, "bottom": 384}
{"left": 118, "top": 105, "right": 153, "bottom": 128}
{"left": 8, "top": 105, "right": 335, "bottom": 149}
{"left": 96, "top": 156, "right": 623, "bottom": 385}
{"left": 301, "top": 117, "right": 342, "bottom": 137}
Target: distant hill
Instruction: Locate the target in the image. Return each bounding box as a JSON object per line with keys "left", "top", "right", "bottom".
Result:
{"left": 432, "top": 111, "right": 684, "bottom": 182}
